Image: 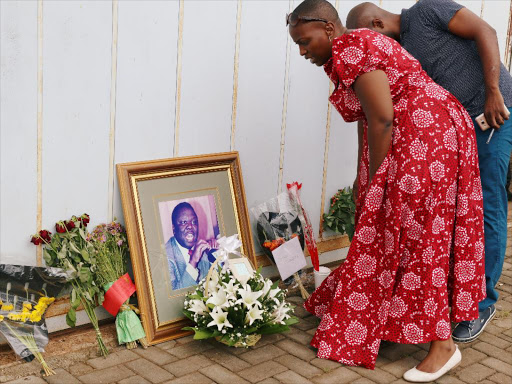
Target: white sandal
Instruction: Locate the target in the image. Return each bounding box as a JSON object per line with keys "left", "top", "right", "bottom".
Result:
{"left": 403, "top": 345, "right": 461, "bottom": 383}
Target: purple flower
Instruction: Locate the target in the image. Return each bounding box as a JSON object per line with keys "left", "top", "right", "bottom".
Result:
{"left": 117, "top": 240, "right": 123, "bottom": 246}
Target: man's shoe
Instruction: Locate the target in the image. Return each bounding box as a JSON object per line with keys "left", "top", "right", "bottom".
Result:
{"left": 452, "top": 305, "right": 496, "bottom": 343}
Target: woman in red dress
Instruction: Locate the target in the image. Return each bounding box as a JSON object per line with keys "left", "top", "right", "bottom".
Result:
{"left": 288, "top": 1, "right": 485, "bottom": 382}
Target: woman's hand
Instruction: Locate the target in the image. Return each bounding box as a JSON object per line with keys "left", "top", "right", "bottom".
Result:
{"left": 354, "top": 70, "right": 394, "bottom": 181}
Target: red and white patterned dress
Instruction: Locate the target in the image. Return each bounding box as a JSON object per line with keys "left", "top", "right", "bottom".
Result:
{"left": 304, "top": 29, "right": 485, "bottom": 369}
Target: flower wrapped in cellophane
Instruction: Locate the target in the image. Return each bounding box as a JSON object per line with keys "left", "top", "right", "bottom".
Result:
{"left": 0, "top": 264, "right": 69, "bottom": 376}
{"left": 182, "top": 235, "right": 298, "bottom": 347}
{"left": 89, "top": 221, "right": 147, "bottom": 349}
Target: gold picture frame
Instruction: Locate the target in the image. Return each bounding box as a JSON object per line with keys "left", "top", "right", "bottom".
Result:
{"left": 117, "top": 152, "right": 255, "bottom": 345}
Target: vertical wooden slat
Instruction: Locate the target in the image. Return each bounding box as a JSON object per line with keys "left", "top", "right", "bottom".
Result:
{"left": 173, "top": 0, "right": 185, "bottom": 157}
{"left": 230, "top": 0, "right": 242, "bottom": 151}
{"left": 36, "top": 0, "right": 43, "bottom": 266}
{"left": 505, "top": 0, "right": 512, "bottom": 70}
{"left": 278, "top": 0, "right": 294, "bottom": 194}
{"left": 107, "top": 0, "right": 119, "bottom": 222}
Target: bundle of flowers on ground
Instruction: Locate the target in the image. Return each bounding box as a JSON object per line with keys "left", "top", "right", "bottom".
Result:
{"left": 30, "top": 214, "right": 109, "bottom": 356}
{"left": 0, "top": 264, "right": 69, "bottom": 376}
{"left": 90, "top": 221, "right": 147, "bottom": 349}
{"left": 183, "top": 266, "right": 298, "bottom": 347}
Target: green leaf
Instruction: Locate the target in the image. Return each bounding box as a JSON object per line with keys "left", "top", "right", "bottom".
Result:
{"left": 258, "top": 324, "right": 290, "bottom": 335}
{"left": 182, "top": 310, "right": 194, "bottom": 321}
{"left": 66, "top": 307, "right": 77, "bottom": 327}
{"left": 284, "top": 316, "right": 300, "bottom": 326}
{"left": 80, "top": 248, "right": 90, "bottom": 262}
{"left": 181, "top": 327, "right": 214, "bottom": 340}
{"left": 57, "top": 243, "right": 68, "bottom": 259}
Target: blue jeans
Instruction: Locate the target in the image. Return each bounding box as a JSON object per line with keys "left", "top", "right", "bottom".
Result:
{"left": 473, "top": 107, "right": 512, "bottom": 311}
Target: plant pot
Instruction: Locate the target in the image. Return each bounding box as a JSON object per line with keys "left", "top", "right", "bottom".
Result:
{"left": 215, "top": 333, "right": 261, "bottom": 348}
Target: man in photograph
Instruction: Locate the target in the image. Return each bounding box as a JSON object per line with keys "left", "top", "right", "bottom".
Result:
{"left": 165, "top": 202, "right": 218, "bottom": 290}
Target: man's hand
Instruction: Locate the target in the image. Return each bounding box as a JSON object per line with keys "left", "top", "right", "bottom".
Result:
{"left": 484, "top": 90, "right": 509, "bottom": 129}
{"left": 189, "top": 240, "right": 210, "bottom": 268}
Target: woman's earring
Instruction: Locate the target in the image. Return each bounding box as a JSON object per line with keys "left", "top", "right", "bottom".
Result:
{"left": 328, "top": 35, "right": 332, "bottom": 42}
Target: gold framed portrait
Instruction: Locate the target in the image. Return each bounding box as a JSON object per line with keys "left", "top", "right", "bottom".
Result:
{"left": 117, "top": 152, "right": 255, "bottom": 345}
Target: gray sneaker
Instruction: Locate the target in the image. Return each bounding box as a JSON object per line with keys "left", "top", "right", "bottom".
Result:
{"left": 452, "top": 305, "right": 496, "bottom": 343}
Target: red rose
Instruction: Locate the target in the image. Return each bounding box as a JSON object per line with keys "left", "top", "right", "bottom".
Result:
{"left": 56, "top": 222, "right": 66, "bottom": 233}
{"left": 80, "top": 214, "right": 90, "bottom": 227}
{"left": 30, "top": 235, "right": 42, "bottom": 246}
{"left": 39, "top": 230, "right": 52, "bottom": 242}
{"left": 65, "top": 220, "right": 75, "bottom": 230}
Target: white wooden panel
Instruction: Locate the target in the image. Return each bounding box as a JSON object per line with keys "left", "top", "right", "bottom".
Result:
{"left": 379, "top": 0, "right": 416, "bottom": 14}
{"left": 281, "top": 38, "right": 331, "bottom": 239}
{"left": 481, "top": 1, "right": 511, "bottom": 62}
{"left": 0, "top": 1, "right": 38, "bottom": 265}
{"left": 235, "top": 0, "right": 288, "bottom": 212}
{"left": 42, "top": 1, "right": 112, "bottom": 230}
{"left": 459, "top": 1, "right": 484, "bottom": 16}
{"left": 178, "top": 0, "right": 237, "bottom": 156}
{"left": 112, "top": 1, "right": 180, "bottom": 223}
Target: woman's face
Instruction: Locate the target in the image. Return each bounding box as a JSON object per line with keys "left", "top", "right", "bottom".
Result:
{"left": 289, "top": 21, "right": 332, "bottom": 66}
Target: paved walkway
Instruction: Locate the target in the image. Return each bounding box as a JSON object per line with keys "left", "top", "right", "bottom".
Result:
{"left": 2, "top": 205, "right": 511, "bottom": 384}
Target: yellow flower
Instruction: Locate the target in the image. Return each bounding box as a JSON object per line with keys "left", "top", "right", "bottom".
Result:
{"left": 0, "top": 315, "right": 4, "bottom": 321}
{"left": 1, "top": 304, "right": 14, "bottom": 311}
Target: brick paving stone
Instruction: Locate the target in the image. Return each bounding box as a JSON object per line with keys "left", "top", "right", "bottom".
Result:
{"left": 87, "top": 349, "right": 139, "bottom": 369}
{"left": 133, "top": 346, "right": 178, "bottom": 365}
{"left": 207, "top": 340, "right": 248, "bottom": 356}
{"left": 458, "top": 347, "right": 487, "bottom": 368}
{"left": 238, "top": 361, "right": 288, "bottom": 383}
{"left": 256, "top": 379, "right": 280, "bottom": 384}
{"left": 156, "top": 340, "right": 177, "bottom": 350}
{"left": 292, "top": 318, "right": 317, "bottom": 331}
{"left": 435, "top": 376, "right": 467, "bottom": 384}
{"left": 274, "top": 354, "right": 323, "bottom": 378}
{"left": 306, "top": 328, "right": 316, "bottom": 336}
{"left": 348, "top": 366, "right": 397, "bottom": 384}
{"left": 275, "top": 339, "right": 316, "bottom": 362}
{"left": 389, "top": 380, "right": 409, "bottom": 384}
{"left": 380, "top": 356, "right": 419, "bottom": 377}
{"left": 168, "top": 341, "right": 214, "bottom": 359}
{"left": 478, "top": 333, "right": 511, "bottom": 349}
{"left": 68, "top": 362, "right": 94, "bottom": 376}
{"left": 473, "top": 341, "right": 512, "bottom": 364}
{"left": 293, "top": 306, "right": 311, "bottom": 319}
{"left": 457, "top": 362, "right": 495, "bottom": 383}
{"left": 489, "top": 372, "right": 512, "bottom": 384}
{"left": 164, "top": 355, "right": 213, "bottom": 377}
{"left": 494, "top": 317, "right": 512, "bottom": 329}
{"left": 175, "top": 335, "right": 195, "bottom": 345}
{"left": 252, "top": 333, "right": 285, "bottom": 349}
{"left": 311, "top": 366, "right": 361, "bottom": 384}
{"left": 283, "top": 328, "right": 313, "bottom": 345}
{"left": 375, "top": 356, "right": 392, "bottom": 368}
{"left": 6, "top": 376, "right": 47, "bottom": 384}
{"left": 202, "top": 348, "right": 251, "bottom": 372}
{"left": 240, "top": 345, "right": 286, "bottom": 365}
{"left": 480, "top": 357, "right": 512, "bottom": 376}
{"left": 411, "top": 349, "right": 428, "bottom": 362}
{"left": 163, "top": 372, "right": 213, "bottom": 384}
{"left": 351, "top": 378, "right": 378, "bottom": 384}
{"left": 118, "top": 375, "right": 152, "bottom": 384}
{"left": 43, "top": 368, "right": 81, "bottom": 384}
{"left": 310, "top": 358, "right": 342, "bottom": 373}
{"left": 476, "top": 324, "right": 503, "bottom": 336}
{"left": 273, "top": 370, "right": 313, "bottom": 384}
{"left": 78, "top": 365, "right": 135, "bottom": 384}
{"left": 199, "top": 363, "right": 250, "bottom": 384}
{"left": 287, "top": 296, "right": 306, "bottom": 305}
{"left": 124, "top": 358, "right": 174, "bottom": 383}
{"left": 379, "top": 344, "right": 420, "bottom": 362}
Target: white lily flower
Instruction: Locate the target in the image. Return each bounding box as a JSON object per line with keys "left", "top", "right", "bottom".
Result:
{"left": 207, "top": 307, "right": 233, "bottom": 331}
{"left": 223, "top": 280, "right": 240, "bottom": 300}
{"left": 245, "top": 306, "right": 264, "bottom": 325}
{"left": 188, "top": 299, "right": 208, "bottom": 315}
{"left": 207, "top": 270, "right": 220, "bottom": 294}
{"left": 236, "top": 285, "right": 263, "bottom": 309}
{"left": 272, "top": 301, "right": 291, "bottom": 323}
{"left": 268, "top": 288, "right": 281, "bottom": 300}
{"left": 262, "top": 279, "right": 273, "bottom": 297}
{"left": 206, "top": 287, "right": 229, "bottom": 309}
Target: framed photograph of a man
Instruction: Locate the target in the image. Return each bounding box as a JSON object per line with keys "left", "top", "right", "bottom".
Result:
{"left": 117, "top": 152, "right": 255, "bottom": 345}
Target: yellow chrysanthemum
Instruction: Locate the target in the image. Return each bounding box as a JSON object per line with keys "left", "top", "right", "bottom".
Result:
{"left": 1, "top": 304, "right": 14, "bottom": 311}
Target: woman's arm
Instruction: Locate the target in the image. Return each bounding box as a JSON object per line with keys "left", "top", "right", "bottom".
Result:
{"left": 353, "top": 120, "right": 364, "bottom": 201}
{"left": 353, "top": 70, "right": 394, "bottom": 181}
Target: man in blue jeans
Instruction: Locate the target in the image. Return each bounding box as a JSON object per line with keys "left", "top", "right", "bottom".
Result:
{"left": 347, "top": 0, "right": 512, "bottom": 343}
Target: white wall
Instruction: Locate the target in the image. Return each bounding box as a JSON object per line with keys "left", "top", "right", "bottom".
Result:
{"left": 1, "top": 0, "right": 511, "bottom": 268}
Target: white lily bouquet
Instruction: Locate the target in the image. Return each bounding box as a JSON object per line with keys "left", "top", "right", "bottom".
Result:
{"left": 182, "top": 235, "right": 299, "bottom": 347}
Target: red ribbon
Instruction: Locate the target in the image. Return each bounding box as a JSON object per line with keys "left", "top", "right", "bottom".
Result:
{"left": 102, "top": 273, "right": 136, "bottom": 316}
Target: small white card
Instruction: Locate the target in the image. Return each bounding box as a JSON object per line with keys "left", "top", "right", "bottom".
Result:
{"left": 271, "top": 236, "right": 307, "bottom": 281}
